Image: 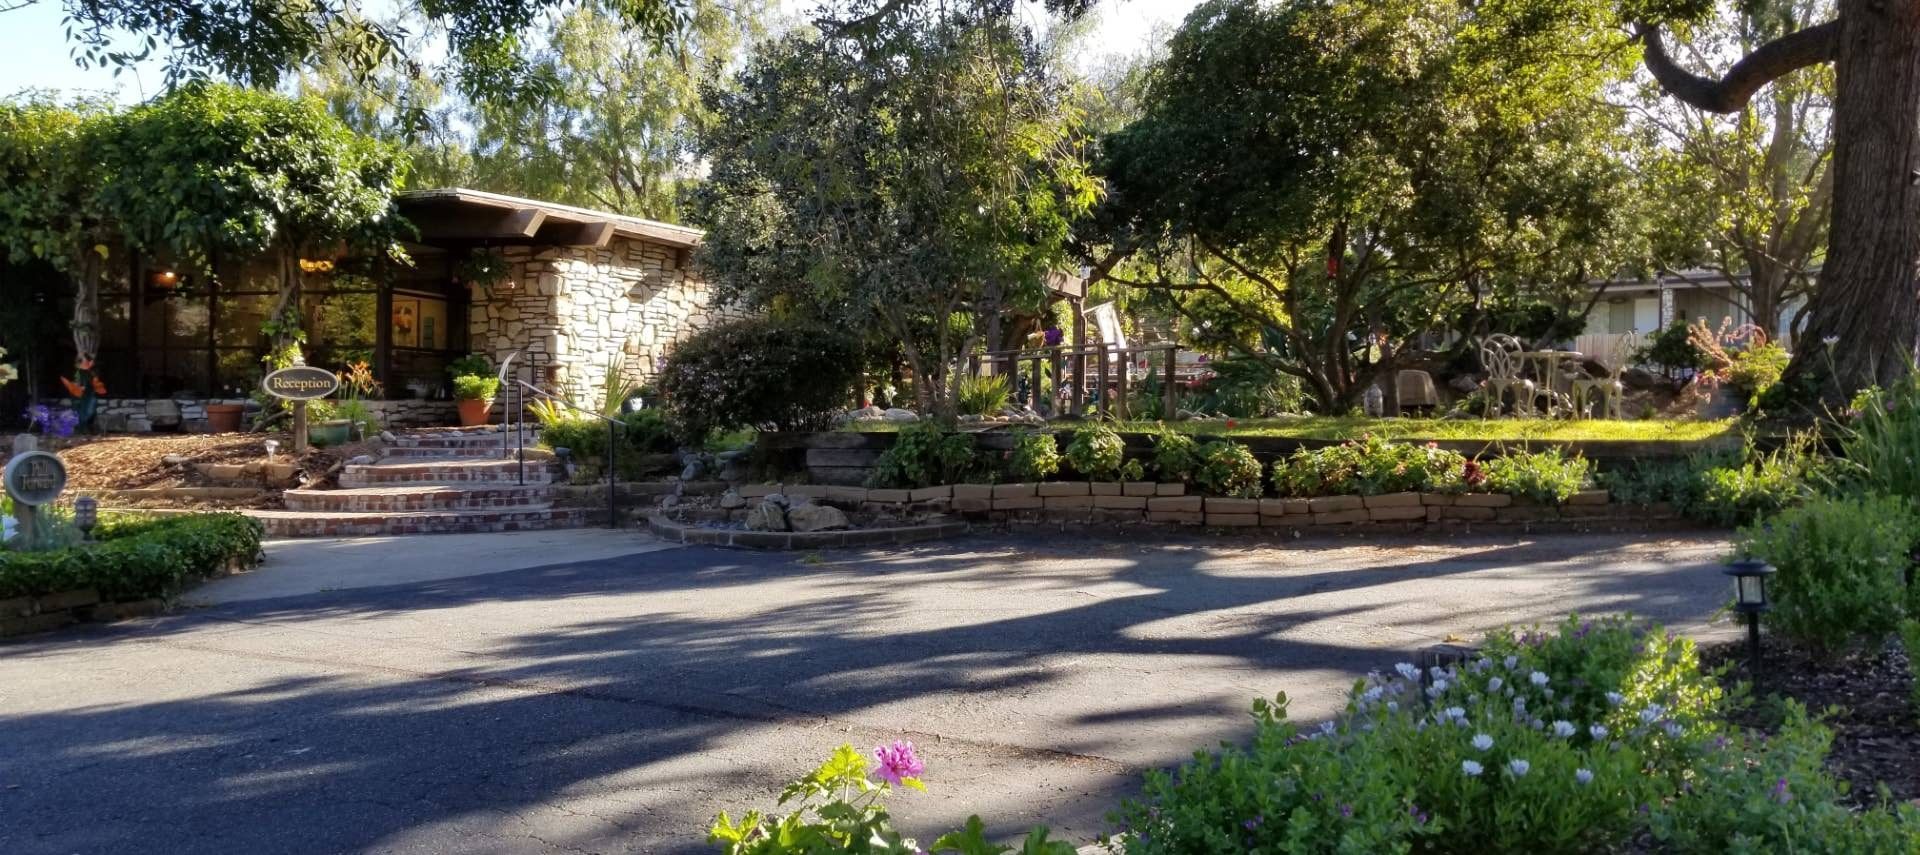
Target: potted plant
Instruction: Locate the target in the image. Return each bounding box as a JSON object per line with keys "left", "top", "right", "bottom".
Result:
{"left": 454, "top": 374, "right": 500, "bottom": 427}
{"left": 305, "top": 399, "right": 351, "bottom": 447}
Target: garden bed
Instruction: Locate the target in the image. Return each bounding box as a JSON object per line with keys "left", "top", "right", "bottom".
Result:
{"left": 1703, "top": 637, "right": 1920, "bottom": 809}
{"left": 0, "top": 512, "right": 265, "bottom": 636}
{"left": 841, "top": 416, "right": 1740, "bottom": 443}
{"left": 30, "top": 432, "right": 376, "bottom": 509}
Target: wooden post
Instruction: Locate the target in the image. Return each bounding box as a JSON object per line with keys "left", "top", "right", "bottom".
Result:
{"left": 1164, "top": 345, "right": 1178, "bottom": 421}
{"left": 1049, "top": 347, "right": 1063, "bottom": 417}
{"left": 292, "top": 400, "right": 309, "bottom": 454}
{"left": 1116, "top": 349, "right": 1131, "bottom": 421}
{"left": 1029, "top": 355, "right": 1042, "bottom": 410}
{"left": 1072, "top": 298, "right": 1087, "bottom": 416}
{"left": 1095, "top": 343, "right": 1109, "bottom": 420}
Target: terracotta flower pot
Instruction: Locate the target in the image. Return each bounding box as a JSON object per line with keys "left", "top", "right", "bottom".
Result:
{"left": 456, "top": 398, "right": 495, "bottom": 427}
{"left": 205, "top": 403, "right": 244, "bottom": 433}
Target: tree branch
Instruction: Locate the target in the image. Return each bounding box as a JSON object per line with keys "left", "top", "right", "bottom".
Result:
{"left": 1636, "top": 20, "right": 1840, "bottom": 114}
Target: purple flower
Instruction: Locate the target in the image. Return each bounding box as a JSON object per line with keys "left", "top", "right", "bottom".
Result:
{"left": 1772, "top": 777, "right": 1792, "bottom": 804}
{"left": 1043, "top": 328, "right": 1064, "bottom": 347}
{"left": 871, "top": 740, "right": 925, "bottom": 786}
{"left": 1242, "top": 815, "right": 1263, "bottom": 831}
{"left": 1339, "top": 803, "right": 1353, "bottom": 819}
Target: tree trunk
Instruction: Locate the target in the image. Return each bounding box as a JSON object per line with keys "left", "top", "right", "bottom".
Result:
{"left": 1782, "top": 0, "right": 1920, "bottom": 402}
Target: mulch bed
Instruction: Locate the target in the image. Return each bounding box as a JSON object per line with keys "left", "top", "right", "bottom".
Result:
{"left": 1702, "top": 636, "right": 1920, "bottom": 809}
{"left": 14, "top": 432, "right": 377, "bottom": 508}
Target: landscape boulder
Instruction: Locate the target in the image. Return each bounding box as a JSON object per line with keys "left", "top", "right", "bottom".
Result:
{"left": 786, "top": 502, "right": 852, "bottom": 532}
{"left": 743, "top": 500, "right": 790, "bottom": 532}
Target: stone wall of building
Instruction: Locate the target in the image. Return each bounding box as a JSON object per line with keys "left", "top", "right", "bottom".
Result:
{"left": 469, "top": 236, "right": 748, "bottom": 412}
{"left": 81, "top": 397, "right": 454, "bottom": 432}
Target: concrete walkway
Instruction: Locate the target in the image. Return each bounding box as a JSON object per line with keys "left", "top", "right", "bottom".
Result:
{"left": 0, "top": 531, "right": 1734, "bottom": 854}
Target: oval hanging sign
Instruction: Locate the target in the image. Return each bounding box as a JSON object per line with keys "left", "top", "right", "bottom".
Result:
{"left": 3, "top": 450, "right": 67, "bottom": 506}
{"left": 261, "top": 366, "right": 340, "bottom": 400}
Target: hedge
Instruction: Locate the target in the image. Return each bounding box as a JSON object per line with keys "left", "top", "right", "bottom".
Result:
{"left": 0, "top": 512, "right": 264, "bottom": 600}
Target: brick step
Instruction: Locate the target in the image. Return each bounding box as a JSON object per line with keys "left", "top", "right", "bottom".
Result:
{"left": 338, "top": 459, "right": 554, "bottom": 488}
{"left": 249, "top": 507, "right": 591, "bottom": 538}
{"left": 283, "top": 485, "right": 556, "bottom": 513}
{"left": 382, "top": 445, "right": 510, "bottom": 459}
{"left": 389, "top": 433, "right": 516, "bottom": 449}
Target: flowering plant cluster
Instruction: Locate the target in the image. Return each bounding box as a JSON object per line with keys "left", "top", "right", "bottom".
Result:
{"left": 711, "top": 741, "right": 1077, "bottom": 855}
{"left": 24, "top": 404, "right": 80, "bottom": 438}
{"left": 1113, "top": 614, "right": 1920, "bottom": 853}
{"left": 0, "top": 346, "right": 16, "bottom": 387}
{"left": 1273, "top": 435, "right": 1469, "bottom": 497}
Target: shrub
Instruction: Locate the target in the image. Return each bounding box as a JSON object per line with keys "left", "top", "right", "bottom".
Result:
{"left": 452, "top": 374, "right": 499, "bottom": 401}
{"left": 1739, "top": 494, "right": 1920, "bottom": 655}
{"left": 1636, "top": 321, "right": 1707, "bottom": 374}
{"left": 1063, "top": 424, "right": 1126, "bottom": 481}
{"left": 868, "top": 423, "right": 982, "bottom": 488}
{"left": 657, "top": 316, "right": 861, "bottom": 439}
{"left": 1007, "top": 431, "right": 1061, "bottom": 482}
{"left": 1274, "top": 436, "right": 1467, "bottom": 497}
{"left": 0, "top": 512, "right": 263, "bottom": 601}
{"left": 1116, "top": 616, "right": 1727, "bottom": 854}
{"left": 1481, "top": 448, "right": 1591, "bottom": 503}
{"left": 539, "top": 410, "right": 682, "bottom": 481}
{"left": 1599, "top": 434, "right": 1821, "bottom": 526}
{"left": 1194, "top": 441, "right": 1263, "bottom": 498}
{"left": 447, "top": 353, "right": 491, "bottom": 379}
{"left": 957, "top": 374, "right": 1012, "bottom": 417}
{"left": 1185, "top": 356, "right": 1301, "bottom": 417}
{"left": 1725, "top": 341, "right": 1789, "bottom": 401}
{"left": 1150, "top": 428, "right": 1202, "bottom": 483}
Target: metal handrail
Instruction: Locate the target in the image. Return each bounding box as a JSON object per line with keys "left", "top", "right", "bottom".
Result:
{"left": 507, "top": 377, "right": 620, "bottom": 529}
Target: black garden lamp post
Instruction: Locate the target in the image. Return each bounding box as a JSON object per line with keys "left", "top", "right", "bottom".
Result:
{"left": 73, "top": 496, "right": 98, "bottom": 541}
{"left": 1724, "top": 559, "right": 1775, "bottom": 668}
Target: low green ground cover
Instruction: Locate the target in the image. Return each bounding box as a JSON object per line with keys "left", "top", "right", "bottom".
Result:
{"left": 0, "top": 512, "right": 263, "bottom": 600}
{"left": 843, "top": 417, "right": 1737, "bottom": 443}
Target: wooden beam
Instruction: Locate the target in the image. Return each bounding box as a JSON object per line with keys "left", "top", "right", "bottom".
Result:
{"left": 407, "top": 205, "right": 547, "bottom": 241}
{"left": 535, "top": 219, "right": 617, "bottom": 248}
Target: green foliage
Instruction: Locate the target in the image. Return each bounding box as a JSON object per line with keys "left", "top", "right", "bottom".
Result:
{"left": 1903, "top": 619, "right": 1920, "bottom": 727}
{"left": 656, "top": 316, "right": 861, "bottom": 439}
{"left": 1836, "top": 372, "right": 1920, "bottom": 501}
{"left": 540, "top": 410, "right": 679, "bottom": 481}
{"left": 0, "top": 513, "right": 263, "bottom": 601}
{"left": 1739, "top": 494, "right": 1920, "bottom": 656}
{"left": 1481, "top": 448, "right": 1592, "bottom": 503}
{"left": 448, "top": 354, "right": 493, "bottom": 379}
{"left": 97, "top": 83, "right": 408, "bottom": 281}
{"left": 1097, "top": 0, "right": 1645, "bottom": 411}
{"left": 958, "top": 374, "right": 1013, "bottom": 417}
{"left": 868, "top": 424, "right": 982, "bottom": 489}
{"left": 1116, "top": 616, "right": 1738, "bottom": 854}
{"left": 1636, "top": 322, "right": 1708, "bottom": 373}
{"left": 1007, "top": 432, "right": 1061, "bottom": 483}
{"left": 710, "top": 743, "right": 1074, "bottom": 855}
{"left": 1600, "top": 433, "right": 1821, "bottom": 525}
{"left": 1185, "top": 357, "right": 1301, "bottom": 418}
{"left": 1193, "top": 441, "right": 1263, "bottom": 498}
{"left": 1063, "top": 424, "right": 1127, "bottom": 481}
{"left": 689, "top": 12, "right": 1097, "bottom": 419}
{"left": 453, "top": 375, "right": 500, "bottom": 402}
{"left": 1273, "top": 436, "right": 1468, "bottom": 497}
{"left": 1725, "top": 342, "right": 1790, "bottom": 401}
{"left": 1149, "top": 427, "right": 1203, "bottom": 483}
{"left": 599, "top": 354, "right": 641, "bottom": 418}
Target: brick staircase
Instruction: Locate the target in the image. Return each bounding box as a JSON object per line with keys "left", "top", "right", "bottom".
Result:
{"left": 258, "top": 428, "right": 590, "bottom": 537}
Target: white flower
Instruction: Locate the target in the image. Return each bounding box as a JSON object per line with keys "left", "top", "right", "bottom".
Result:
{"left": 1386, "top": 701, "right": 1399, "bottom": 713}
{"left": 1605, "top": 692, "right": 1624, "bottom": 707}
{"left": 1444, "top": 706, "right": 1466, "bottom": 722}
{"left": 1640, "top": 704, "right": 1665, "bottom": 724}
{"left": 1664, "top": 721, "right": 1685, "bottom": 738}
{"left": 1529, "top": 671, "right": 1549, "bottom": 687}
{"left": 1575, "top": 768, "right": 1594, "bottom": 785}
{"left": 1508, "top": 758, "right": 1531, "bottom": 777}
{"left": 1319, "top": 721, "right": 1337, "bottom": 736}
{"left": 1363, "top": 686, "right": 1384, "bottom": 702}
{"left": 1512, "top": 697, "right": 1528, "bottom": 712}
{"left": 1462, "top": 760, "right": 1484, "bottom": 776}
{"left": 1503, "top": 655, "right": 1520, "bottom": 669}
{"left": 1552, "top": 720, "right": 1576, "bottom": 738}
{"left": 1590, "top": 724, "right": 1609, "bottom": 740}
{"left": 1430, "top": 665, "right": 1449, "bottom": 681}
{"left": 1395, "top": 662, "right": 1420, "bottom": 680}
{"left": 1471, "top": 733, "right": 1494, "bottom": 751}
{"left": 1822, "top": 335, "right": 1840, "bottom": 347}
{"left": 1487, "top": 676, "right": 1504, "bottom": 692}
{"left": 1542, "top": 687, "right": 1554, "bottom": 699}
{"left": 1431, "top": 678, "right": 1450, "bottom": 693}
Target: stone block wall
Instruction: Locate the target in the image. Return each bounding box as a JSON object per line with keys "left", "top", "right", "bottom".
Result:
{"left": 470, "top": 236, "right": 750, "bottom": 412}
{"left": 74, "top": 397, "right": 454, "bottom": 433}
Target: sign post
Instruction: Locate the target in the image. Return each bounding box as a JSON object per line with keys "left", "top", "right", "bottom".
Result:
{"left": 260, "top": 366, "right": 340, "bottom": 455}
{"left": 4, "top": 446, "right": 68, "bottom": 550}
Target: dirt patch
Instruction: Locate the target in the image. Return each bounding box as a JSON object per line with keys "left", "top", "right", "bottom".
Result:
{"left": 1702, "top": 637, "right": 1920, "bottom": 809}
{"left": 18, "top": 433, "right": 381, "bottom": 508}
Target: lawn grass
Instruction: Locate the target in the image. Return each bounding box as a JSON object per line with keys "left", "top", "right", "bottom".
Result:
{"left": 844, "top": 416, "right": 1738, "bottom": 443}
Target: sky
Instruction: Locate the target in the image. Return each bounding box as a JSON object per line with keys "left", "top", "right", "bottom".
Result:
{"left": 0, "top": 0, "right": 1205, "bottom": 102}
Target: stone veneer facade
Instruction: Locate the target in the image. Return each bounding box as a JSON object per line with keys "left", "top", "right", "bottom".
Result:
{"left": 90, "top": 397, "right": 456, "bottom": 432}
{"left": 469, "top": 235, "right": 747, "bottom": 412}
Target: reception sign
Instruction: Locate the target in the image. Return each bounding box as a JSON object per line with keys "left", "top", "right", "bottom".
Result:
{"left": 261, "top": 366, "right": 340, "bottom": 400}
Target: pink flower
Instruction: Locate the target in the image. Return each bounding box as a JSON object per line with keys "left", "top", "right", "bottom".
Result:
{"left": 872, "top": 740, "right": 925, "bottom": 785}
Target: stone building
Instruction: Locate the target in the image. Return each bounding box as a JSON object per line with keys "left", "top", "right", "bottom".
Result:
{"left": 13, "top": 188, "right": 742, "bottom": 430}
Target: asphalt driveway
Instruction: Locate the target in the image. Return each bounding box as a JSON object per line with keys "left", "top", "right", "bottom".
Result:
{"left": 0, "top": 531, "right": 1733, "bottom": 854}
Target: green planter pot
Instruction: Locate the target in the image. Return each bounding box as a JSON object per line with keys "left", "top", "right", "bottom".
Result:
{"left": 308, "top": 419, "right": 352, "bottom": 448}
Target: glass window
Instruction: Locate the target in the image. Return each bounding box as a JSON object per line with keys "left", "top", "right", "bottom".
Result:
{"left": 390, "top": 292, "right": 450, "bottom": 350}
{"left": 304, "top": 291, "right": 376, "bottom": 350}
{"left": 99, "top": 296, "right": 131, "bottom": 350}
{"left": 215, "top": 292, "right": 274, "bottom": 349}
{"left": 162, "top": 349, "right": 211, "bottom": 397}
{"left": 214, "top": 349, "right": 263, "bottom": 396}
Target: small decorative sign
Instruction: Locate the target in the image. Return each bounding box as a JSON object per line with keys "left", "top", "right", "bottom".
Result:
{"left": 261, "top": 366, "right": 339, "bottom": 400}
{"left": 3, "top": 450, "right": 67, "bottom": 506}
